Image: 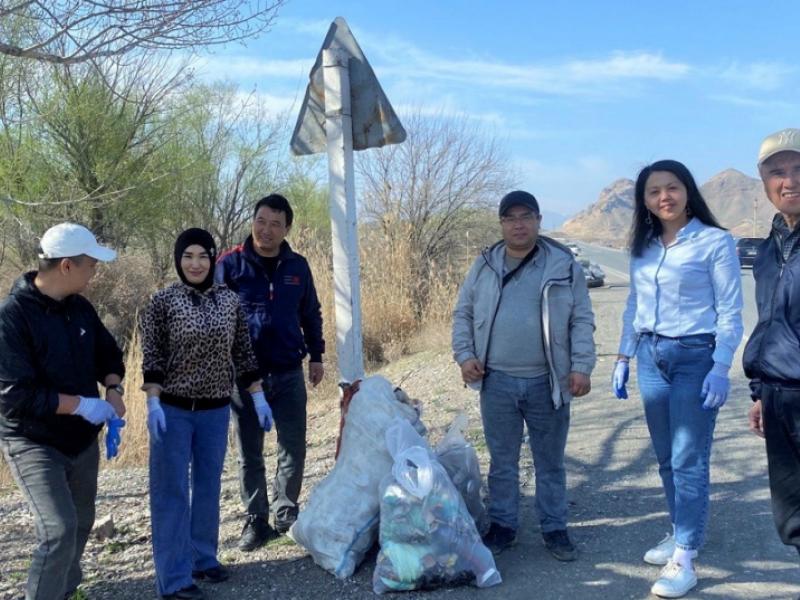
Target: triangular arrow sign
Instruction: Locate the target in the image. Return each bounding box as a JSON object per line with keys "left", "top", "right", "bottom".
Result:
{"left": 290, "top": 17, "right": 406, "bottom": 156}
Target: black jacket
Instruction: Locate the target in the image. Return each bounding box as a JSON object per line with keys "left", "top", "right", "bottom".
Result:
{"left": 743, "top": 217, "right": 800, "bottom": 398}
{"left": 216, "top": 237, "right": 324, "bottom": 373}
{"left": 0, "top": 272, "right": 125, "bottom": 456}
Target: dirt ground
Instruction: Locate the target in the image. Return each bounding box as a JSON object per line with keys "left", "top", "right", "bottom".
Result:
{"left": 1, "top": 282, "right": 799, "bottom": 600}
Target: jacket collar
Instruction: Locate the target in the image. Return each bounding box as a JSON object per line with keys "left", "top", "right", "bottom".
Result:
{"left": 481, "top": 236, "right": 574, "bottom": 279}
{"left": 11, "top": 271, "right": 76, "bottom": 311}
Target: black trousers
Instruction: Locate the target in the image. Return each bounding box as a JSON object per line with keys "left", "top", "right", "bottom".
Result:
{"left": 231, "top": 366, "right": 308, "bottom": 524}
{"left": 762, "top": 382, "right": 800, "bottom": 553}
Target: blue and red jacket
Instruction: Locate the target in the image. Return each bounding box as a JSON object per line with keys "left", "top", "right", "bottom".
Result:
{"left": 216, "top": 236, "right": 324, "bottom": 374}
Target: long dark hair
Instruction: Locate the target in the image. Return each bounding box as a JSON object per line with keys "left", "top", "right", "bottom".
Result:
{"left": 629, "top": 159, "right": 724, "bottom": 257}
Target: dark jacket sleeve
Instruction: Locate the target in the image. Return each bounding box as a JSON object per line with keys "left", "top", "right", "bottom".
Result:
{"left": 89, "top": 302, "right": 125, "bottom": 383}
{"left": 215, "top": 253, "right": 236, "bottom": 290}
{"left": 232, "top": 299, "right": 260, "bottom": 388}
{"left": 140, "top": 292, "right": 169, "bottom": 386}
{"left": 0, "top": 305, "right": 59, "bottom": 419}
{"left": 300, "top": 261, "right": 325, "bottom": 362}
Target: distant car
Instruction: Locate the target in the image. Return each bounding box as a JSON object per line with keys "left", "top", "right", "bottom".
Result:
{"left": 736, "top": 237, "right": 764, "bottom": 268}
{"left": 578, "top": 258, "right": 605, "bottom": 288}
{"left": 566, "top": 243, "right": 581, "bottom": 257}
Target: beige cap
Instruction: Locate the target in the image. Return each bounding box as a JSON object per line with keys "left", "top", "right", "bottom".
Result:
{"left": 758, "top": 128, "right": 800, "bottom": 167}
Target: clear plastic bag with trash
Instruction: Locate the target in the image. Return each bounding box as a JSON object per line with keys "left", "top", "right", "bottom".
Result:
{"left": 435, "top": 413, "right": 489, "bottom": 535}
{"left": 373, "top": 419, "right": 501, "bottom": 594}
{"left": 289, "top": 376, "right": 426, "bottom": 579}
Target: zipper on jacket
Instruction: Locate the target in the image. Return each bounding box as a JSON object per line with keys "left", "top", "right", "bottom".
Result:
{"left": 755, "top": 242, "right": 788, "bottom": 372}
{"left": 269, "top": 282, "right": 274, "bottom": 301}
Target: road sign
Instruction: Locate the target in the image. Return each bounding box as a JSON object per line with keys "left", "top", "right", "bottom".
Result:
{"left": 290, "top": 17, "right": 406, "bottom": 156}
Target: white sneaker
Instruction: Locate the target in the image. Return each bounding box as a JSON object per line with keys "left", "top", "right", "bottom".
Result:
{"left": 643, "top": 533, "right": 676, "bottom": 565}
{"left": 651, "top": 560, "right": 698, "bottom": 598}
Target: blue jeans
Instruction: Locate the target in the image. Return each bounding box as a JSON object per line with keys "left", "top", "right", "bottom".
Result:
{"left": 231, "top": 367, "right": 307, "bottom": 524}
{"left": 149, "top": 404, "right": 230, "bottom": 596}
{"left": 1, "top": 437, "right": 98, "bottom": 600}
{"left": 636, "top": 333, "right": 717, "bottom": 551}
{"left": 479, "top": 370, "right": 570, "bottom": 532}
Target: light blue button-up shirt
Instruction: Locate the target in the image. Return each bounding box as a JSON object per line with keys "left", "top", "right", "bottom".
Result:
{"left": 618, "top": 218, "right": 744, "bottom": 368}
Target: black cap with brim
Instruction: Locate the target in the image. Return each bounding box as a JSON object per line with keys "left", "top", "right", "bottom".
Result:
{"left": 499, "top": 190, "right": 540, "bottom": 216}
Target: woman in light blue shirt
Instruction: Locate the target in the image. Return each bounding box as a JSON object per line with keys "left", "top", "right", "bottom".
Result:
{"left": 613, "top": 160, "right": 743, "bottom": 599}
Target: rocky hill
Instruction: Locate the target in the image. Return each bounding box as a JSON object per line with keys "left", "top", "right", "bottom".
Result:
{"left": 701, "top": 169, "right": 774, "bottom": 237}
{"left": 559, "top": 178, "right": 634, "bottom": 246}
{"left": 561, "top": 169, "right": 774, "bottom": 246}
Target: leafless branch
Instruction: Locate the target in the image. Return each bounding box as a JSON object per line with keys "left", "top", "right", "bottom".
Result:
{"left": 0, "top": 1, "right": 286, "bottom": 64}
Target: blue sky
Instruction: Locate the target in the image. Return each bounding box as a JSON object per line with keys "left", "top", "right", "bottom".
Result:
{"left": 190, "top": 0, "right": 800, "bottom": 220}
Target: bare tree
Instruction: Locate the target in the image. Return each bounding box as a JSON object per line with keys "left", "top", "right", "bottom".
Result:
{"left": 155, "top": 84, "right": 288, "bottom": 251}
{"left": 357, "top": 110, "right": 514, "bottom": 273}
{"left": 0, "top": 1, "right": 286, "bottom": 64}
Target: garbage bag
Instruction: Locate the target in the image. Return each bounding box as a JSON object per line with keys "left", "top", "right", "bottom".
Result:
{"left": 435, "top": 413, "right": 489, "bottom": 535}
{"left": 289, "top": 376, "right": 425, "bottom": 579}
{"left": 373, "top": 419, "right": 501, "bottom": 594}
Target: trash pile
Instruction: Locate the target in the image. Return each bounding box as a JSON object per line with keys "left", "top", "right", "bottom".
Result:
{"left": 288, "top": 375, "right": 501, "bottom": 593}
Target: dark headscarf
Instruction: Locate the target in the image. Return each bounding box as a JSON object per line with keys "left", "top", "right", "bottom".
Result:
{"left": 174, "top": 228, "right": 217, "bottom": 292}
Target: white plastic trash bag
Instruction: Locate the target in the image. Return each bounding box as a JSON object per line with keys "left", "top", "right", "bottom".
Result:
{"left": 435, "top": 413, "right": 489, "bottom": 535}
{"left": 373, "top": 419, "right": 501, "bottom": 594}
{"left": 289, "top": 376, "right": 425, "bottom": 578}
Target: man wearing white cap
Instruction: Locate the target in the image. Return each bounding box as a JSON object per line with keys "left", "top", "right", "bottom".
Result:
{"left": 0, "top": 223, "right": 126, "bottom": 600}
{"left": 743, "top": 129, "right": 800, "bottom": 556}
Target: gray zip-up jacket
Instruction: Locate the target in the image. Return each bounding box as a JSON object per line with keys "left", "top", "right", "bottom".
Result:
{"left": 452, "top": 236, "right": 596, "bottom": 408}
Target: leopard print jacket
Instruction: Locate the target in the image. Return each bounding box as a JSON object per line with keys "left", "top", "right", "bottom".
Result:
{"left": 140, "top": 282, "right": 259, "bottom": 400}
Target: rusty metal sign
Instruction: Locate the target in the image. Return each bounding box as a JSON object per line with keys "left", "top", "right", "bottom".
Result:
{"left": 290, "top": 17, "right": 406, "bottom": 156}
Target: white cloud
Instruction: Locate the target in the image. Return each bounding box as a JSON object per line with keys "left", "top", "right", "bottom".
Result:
{"left": 278, "top": 17, "right": 333, "bottom": 37}
{"left": 718, "top": 61, "right": 796, "bottom": 91}
{"left": 708, "top": 94, "right": 796, "bottom": 111}
{"left": 192, "top": 55, "right": 312, "bottom": 81}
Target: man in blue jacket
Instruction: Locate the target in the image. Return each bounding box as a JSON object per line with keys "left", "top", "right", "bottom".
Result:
{"left": 744, "top": 128, "right": 800, "bottom": 556}
{"left": 217, "top": 194, "right": 325, "bottom": 551}
{"left": 0, "top": 223, "right": 125, "bottom": 600}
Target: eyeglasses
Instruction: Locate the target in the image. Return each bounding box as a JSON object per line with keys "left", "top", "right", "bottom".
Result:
{"left": 500, "top": 213, "right": 539, "bottom": 224}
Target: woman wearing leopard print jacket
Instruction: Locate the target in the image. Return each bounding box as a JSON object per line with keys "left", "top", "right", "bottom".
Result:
{"left": 140, "top": 228, "right": 270, "bottom": 600}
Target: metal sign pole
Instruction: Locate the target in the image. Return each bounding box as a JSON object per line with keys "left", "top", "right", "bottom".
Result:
{"left": 323, "top": 48, "right": 364, "bottom": 384}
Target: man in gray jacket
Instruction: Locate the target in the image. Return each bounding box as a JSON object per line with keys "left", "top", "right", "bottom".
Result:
{"left": 452, "top": 190, "right": 596, "bottom": 560}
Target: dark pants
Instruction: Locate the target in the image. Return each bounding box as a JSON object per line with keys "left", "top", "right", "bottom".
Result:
{"left": 1, "top": 436, "right": 99, "bottom": 600}
{"left": 762, "top": 382, "right": 800, "bottom": 553}
{"left": 231, "top": 367, "right": 307, "bottom": 524}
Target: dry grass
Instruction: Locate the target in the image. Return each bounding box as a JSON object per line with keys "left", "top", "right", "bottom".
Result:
{"left": 1, "top": 226, "right": 469, "bottom": 491}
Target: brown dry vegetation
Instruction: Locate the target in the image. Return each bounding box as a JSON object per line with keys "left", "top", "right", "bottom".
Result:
{"left": 0, "top": 224, "right": 474, "bottom": 491}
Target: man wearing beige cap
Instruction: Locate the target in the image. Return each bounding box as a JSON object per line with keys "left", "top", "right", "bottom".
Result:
{"left": 0, "top": 223, "right": 125, "bottom": 599}
{"left": 743, "top": 129, "right": 800, "bottom": 556}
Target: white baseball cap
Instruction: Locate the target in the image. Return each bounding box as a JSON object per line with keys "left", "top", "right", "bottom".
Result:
{"left": 39, "top": 223, "right": 117, "bottom": 262}
{"left": 758, "top": 128, "right": 800, "bottom": 167}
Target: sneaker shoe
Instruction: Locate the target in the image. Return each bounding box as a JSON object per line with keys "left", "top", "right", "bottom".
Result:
{"left": 644, "top": 532, "right": 676, "bottom": 566}
{"left": 238, "top": 514, "right": 278, "bottom": 552}
{"left": 651, "top": 560, "right": 698, "bottom": 598}
{"left": 542, "top": 529, "right": 578, "bottom": 561}
{"left": 161, "top": 584, "right": 205, "bottom": 600}
{"left": 482, "top": 522, "right": 517, "bottom": 556}
{"left": 192, "top": 565, "right": 230, "bottom": 584}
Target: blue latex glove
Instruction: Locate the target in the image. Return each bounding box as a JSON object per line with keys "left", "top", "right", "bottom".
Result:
{"left": 251, "top": 391, "right": 273, "bottom": 432}
{"left": 612, "top": 360, "right": 629, "bottom": 399}
{"left": 147, "top": 397, "right": 167, "bottom": 442}
{"left": 702, "top": 363, "right": 730, "bottom": 410}
{"left": 105, "top": 417, "right": 126, "bottom": 459}
{"left": 73, "top": 396, "right": 117, "bottom": 425}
